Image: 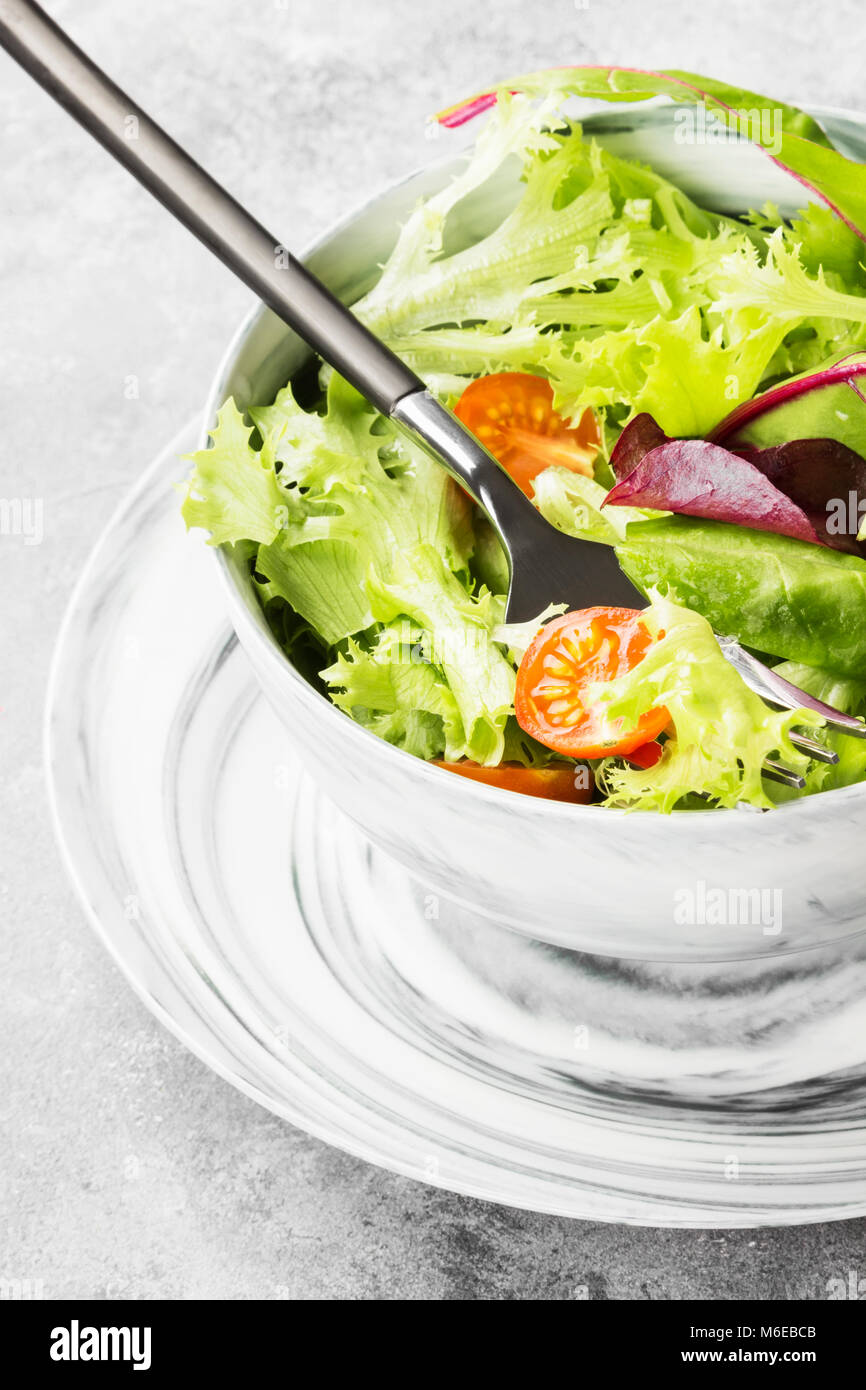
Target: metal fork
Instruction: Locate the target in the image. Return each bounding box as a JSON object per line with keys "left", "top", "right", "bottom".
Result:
{"left": 4, "top": 0, "right": 864, "bottom": 788}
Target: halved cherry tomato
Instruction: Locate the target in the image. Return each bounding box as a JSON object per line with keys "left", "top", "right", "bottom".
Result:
{"left": 515, "top": 607, "right": 670, "bottom": 759}
{"left": 432, "top": 759, "right": 593, "bottom": 804}
{"left": 454, "top": 372, "right": 599, "bottom": 498}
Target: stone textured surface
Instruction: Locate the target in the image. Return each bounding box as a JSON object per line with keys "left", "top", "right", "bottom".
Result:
{"left": 3, "top": 0, "right": 866, "bottom": 1300}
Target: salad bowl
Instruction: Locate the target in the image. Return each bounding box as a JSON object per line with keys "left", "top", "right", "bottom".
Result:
{"left": 204, "top": 104, "right": 866, "bottom": 965}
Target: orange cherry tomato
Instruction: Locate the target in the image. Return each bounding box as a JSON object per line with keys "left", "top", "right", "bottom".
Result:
{"left": 431, "top": 759, "right": 593, "bottom": 804}
{"left": 454, "top": 372, "right": 599, "bottom": 498}
{"left": 514, "top": 607, "right": 671, "bottom": 759}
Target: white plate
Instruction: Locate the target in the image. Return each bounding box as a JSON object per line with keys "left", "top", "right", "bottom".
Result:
{"left": 45, "top": 425, "right": 866, "bottom": 1226}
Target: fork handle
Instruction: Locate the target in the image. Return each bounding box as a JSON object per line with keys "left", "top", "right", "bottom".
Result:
{"left": 0, "top": 0, "right": 543, "bottom": 528}
{"left": 0, "top": 0, "right": 422, "bottom": 416}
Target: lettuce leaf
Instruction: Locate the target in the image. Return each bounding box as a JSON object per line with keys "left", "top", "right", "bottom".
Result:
{"left": 182, "top": 400, "right": 292, "bottom": 546}
{"left": 435, "top": 66, "right": 866, "bottom": 241}
{"left": 594, "top": 595, "right": 820, "bottom": 811}
{"left": 357, "top": 92, "right": 866, "bottom": 438}
{"left": 546, "top": 305, "right": 789, "bottom": 436}
{"left": 617, "top": 515, "right": 866, "bottom": 676}
{"left": 605, "top": 433, "right": 822, "bottom": 543}
{"left": 437, "top": 68, "right": 830, "bottom": 144}
{"left": 185, "top": 375, "right": 475, "bottom": 645}
{"left": 321, "top": 623, "right": 460, "bottom": 760}
{"left": 710, "top": 230, "right": 866, "bottom": 327}
{"left": 363, "top": 545, "right": 515, "bottom": 764}
{"left": 321, "top": 622, "right": 558, "bottom": 767}
{"left": 604, "top": 413, "right": 866, "bottom": 554}
{"left": 185, "top": 378, "right": 522, "bottom": 765}
{"left": 533, "top": 466, "right": 664, "bottom": 542}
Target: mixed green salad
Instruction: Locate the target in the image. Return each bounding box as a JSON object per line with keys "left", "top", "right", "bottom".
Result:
{"left": 183, "top": 67, "right": 866, "bottom": 812}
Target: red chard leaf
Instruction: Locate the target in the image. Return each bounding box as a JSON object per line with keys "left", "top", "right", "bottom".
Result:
{"left": 609, "top": 413, "right": 668, "bottom": 481}
{"left": 603, "top": 436, "right": 821, "bottom": 545}
{"left": 606, "top": 408, "right": 866, "bottom": 553}
{"left": 735, "top": 439, "right": 866, "bottom": 554}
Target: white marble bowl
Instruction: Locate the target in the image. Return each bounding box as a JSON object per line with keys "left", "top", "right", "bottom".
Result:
{"left": 202, "top": 105, "right": 866, "bottom": 963}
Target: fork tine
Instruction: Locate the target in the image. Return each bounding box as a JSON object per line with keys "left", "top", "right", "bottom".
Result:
{"left": 761, "top": 733, "right": 837, "bottom": 790}
{"left": 788, "top": 731, "right": 839, "bottom": 765}
{"left": 762, "top": 759, "right": 806, "bottom": 790}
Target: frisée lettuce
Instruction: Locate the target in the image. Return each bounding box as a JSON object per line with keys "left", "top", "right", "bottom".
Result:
{"left": 184, "top": 377, "right": 517, "bottom": 764}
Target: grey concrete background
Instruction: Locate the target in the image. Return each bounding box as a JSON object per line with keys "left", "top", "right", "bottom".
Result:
{"left": 3, "top": 0, "right": 866, "bottom": 1300}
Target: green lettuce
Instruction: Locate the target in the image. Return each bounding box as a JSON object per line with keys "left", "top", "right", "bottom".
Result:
{"left": 183, "top": 376, "right": 521, "bottom": 764}
{"left": 532, "top": 467, "right": 663, "bottom": 543}
{"left": 181, "top": 400, "right": 290, "bottom": 545}
{"left": 710, "top": 229, "right": 866, "bottom": 328}
{"left": 185, "top": 375, "right": 473, "bottom": 640}
{"left": 713, "top": 348, "right": 866, "bottom": 455}
{"left": 617, "top": 516, "right": 866, "bottom": 677}
{"left": 436, "top": 66, "right": 866, "bottom": 240}
{"left": 358, "top": 92, "right": 866, "bottom": 439}
{"left": 320, "top": 623, "right": 461, "bottom": 761}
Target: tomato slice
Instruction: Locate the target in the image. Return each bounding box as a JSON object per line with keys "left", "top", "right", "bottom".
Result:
{"left": 454, "top": 372, "right": 599, "bottom": 498}
{"left": 431, "top": 759, "right": 593, "bottom": 804}
{"left": 514, "top": 607, "right": 670, "bottom": 759}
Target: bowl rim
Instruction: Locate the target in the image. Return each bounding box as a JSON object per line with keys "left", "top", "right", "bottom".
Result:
{"left": 202, "top": 100, "right": 866, "bottom": 827}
